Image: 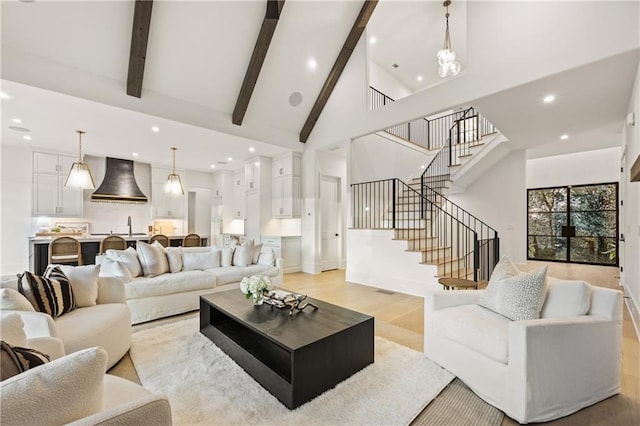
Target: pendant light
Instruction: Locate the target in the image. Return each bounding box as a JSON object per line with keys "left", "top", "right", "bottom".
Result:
{"left": 437, "top": 0, "right": 461, "bottom": 78}
{"left": 65, "top": 130, "right": 96, "bottom": 189}
{"left": 165, "top": 147, "right": 184, "bottom": 195}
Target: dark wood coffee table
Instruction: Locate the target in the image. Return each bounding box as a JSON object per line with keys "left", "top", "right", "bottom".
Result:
{"left": 199, "top": 289, "right": 374, "bottom": 409}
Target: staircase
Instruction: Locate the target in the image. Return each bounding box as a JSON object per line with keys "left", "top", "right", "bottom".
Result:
{"left": 352, "top": 103, "right": 501, "bottom": 282}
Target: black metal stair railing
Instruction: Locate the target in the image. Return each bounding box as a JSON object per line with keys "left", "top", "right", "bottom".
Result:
{"left": 351, "top": 178, "right": 499, "bottom": 281}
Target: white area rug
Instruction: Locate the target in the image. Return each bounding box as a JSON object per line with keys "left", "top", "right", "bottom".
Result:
{"left": 130, "top": 317, "right": 454, "bottom": 425}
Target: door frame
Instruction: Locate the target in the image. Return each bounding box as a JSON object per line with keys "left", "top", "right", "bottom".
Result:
{"left": 319, "top": 175, "right": 343, "bottom": 271}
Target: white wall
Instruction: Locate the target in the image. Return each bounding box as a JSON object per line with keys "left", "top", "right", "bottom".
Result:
{"left": 622, "top": 58, "right": 640, "bottom": 337}
{"left": 1, "top": 144, "right": 33, "bottom": 275}
{"left": 351, "top": 133, "right": 432, "bottom": 184}
{"left": 368, "top": 60, "right": 412, "bottom": 101}
{"left": 449, "top": 150, "right": 527, "bottom": 263}
{"left": 527, "top": 147, "right": 621, "bottom": 188}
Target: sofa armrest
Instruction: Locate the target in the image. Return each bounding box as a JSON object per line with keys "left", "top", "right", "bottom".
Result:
{"left": 589, "top": 286, "right": 623, "bottom": 321}
{"left": 97, "top": 276, "right": 126, "bottom": 305}
{"left": 69, "top": 394, "right": 172, "bottom": 426}
{"left": 425, "top": 289, "right": 483, "bottom": 313}
{"left": 508, "top": 316, "right": 622, "bottom": 422}
{"left": 3, "top": 310, "right": 58, "bottom": 338}
{"left": 273, "top": 258, "right": 284, "bottom": 286}
{"left": 26, "top": 336, "right": 65, "bottom": 360}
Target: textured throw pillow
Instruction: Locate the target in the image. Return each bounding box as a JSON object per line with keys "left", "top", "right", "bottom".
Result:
{"left": 233, "top": 241, "right": 254, "bottom": 267}
{"left": 221, "top": 247, "right": 234, "bottom": 267}
{"left": 477, "top": 256, "right": 521, "bottom": 312}
{"left": 106, "top": 247, "right": 142, "bottom": 278}
{"left": 183, "top": 251, "right": 220, "bottom": 271}
{"left": 252, "top": 243, "right": 263, "bottom": 264}
{"left": 97, "top": 257, "right": 133, "bottom": 283}
{"left": 258, "top": 248, "right": 275, "bottom": 266}
{"left": 43, "top": 266, "right": 77, "bottom": 315}
{"left": 0, "top": 289, "right": 35, "bottom": 312}
{"left": 0, "top": 313, "right": 27, "bottom": 347}
{"left": 59, "top": 264, "right": 100, "bottom": 308}
{"left": 165, "top": 247, "right": 183, "bottom": 273}
{"left": 136, "top": 241, "right": 170, "bottom": 277}
{"left": 16, "top": 271, "right": 76, "bottom": 318}
{"left": 1, "top": 341, "right": 50, "bottom": 381}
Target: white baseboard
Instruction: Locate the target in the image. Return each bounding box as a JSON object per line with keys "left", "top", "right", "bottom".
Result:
{"left": 346, "top": 269, "right": 440, "bottom": 298}
{"left": 625, "top": 295, "right": 640, "bottom": 342}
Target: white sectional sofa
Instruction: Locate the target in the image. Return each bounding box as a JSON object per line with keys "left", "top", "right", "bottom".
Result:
{"left": 97, "top": 241, "right": 283, "bottom": 324}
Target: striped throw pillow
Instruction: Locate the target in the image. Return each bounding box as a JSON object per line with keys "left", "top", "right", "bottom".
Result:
{"left": 44, "top": 265, "right": 77, "bottom": 314}
{"left": 16, "top": 270, "right": 76, "bottom": 318}
{"left": 1, "top": 340, "right": 50, "bottom": 381}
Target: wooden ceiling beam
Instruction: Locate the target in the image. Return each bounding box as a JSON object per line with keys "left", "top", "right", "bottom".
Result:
{"left": 127, "top": 0, "right": 154, "bottom": 98}
{"left": 233, "top": 0, "right": 286, "bottom": 126}
{"left": 299, "top": 0, "right": 378, "bottom": 143}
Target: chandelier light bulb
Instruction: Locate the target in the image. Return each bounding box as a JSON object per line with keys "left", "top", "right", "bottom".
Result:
{"left": 437, "top": 1, "right": 460, "bottom": 78}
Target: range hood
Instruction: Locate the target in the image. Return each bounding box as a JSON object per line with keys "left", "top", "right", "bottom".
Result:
{"left": 91, "top": 157, "right": 148, "bottom": 203}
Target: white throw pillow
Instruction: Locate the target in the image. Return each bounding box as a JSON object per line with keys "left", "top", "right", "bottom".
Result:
{"left": 0, "top": 347, "right": 106, "bottom": 425}
{"left": 540, "top": 277, "right": 592, "bottom": 318}
{"left": 477, "top": 256, "right": 521, "bottom": 313}
{"left": 106, "top": 247, "right": 142, "bottom": 278}
{"left": 0, "top": 288, "right": 35, "bottom": 312}
{"left": 136, "top": 241, "right": 170, "bottom": 277}
{"left": 0, "top": 313, "right": 27, "bottom": 347}
{"left": 252, "top": 243, "right": 263, "bottom": 264}
{"left": 221, "top": 247, "right": 234, "bottom": 267}
{"left": 97, "top": 257, "right": 133, "bottom": 283}
{"left": 59, "top": 264, "right": 100, "bottom": 308}
{"left": 233, "top": 241, "right": 254, "bottom": 267}
{"left": 181, "top": 247, "right": 211, "bottom": 254}
{"left": 258, "top": 248, "right": 275, "bottom": 266}
{"left": 183, "top": 251, "right": 221, "bottom": 271}
{"left": 480, "top": 266, "right": 548, "bottom": 321}
{"left": 165, "top": 247, "right": 183, "bottom": 273}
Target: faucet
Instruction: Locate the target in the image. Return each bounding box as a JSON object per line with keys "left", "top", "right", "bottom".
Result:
{"left": 127, "top": 216, "right": 132, "bottom": 237}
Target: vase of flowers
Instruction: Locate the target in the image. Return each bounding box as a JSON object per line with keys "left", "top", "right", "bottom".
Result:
{"left": 240, "top": 275, "right": 273, "bottom": 306}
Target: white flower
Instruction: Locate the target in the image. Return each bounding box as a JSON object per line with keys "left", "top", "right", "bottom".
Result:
{"left": 240, "top": 275, "right": 273, "bottom": 300}
{"left": 240, "top": 277, "right": 249, "bottom": 295}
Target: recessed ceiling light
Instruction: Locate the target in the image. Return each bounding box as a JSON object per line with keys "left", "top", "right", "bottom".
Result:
{"left": 151, "top": 126, "right": 160, "bottom": 133}
{"left": 0, "top": 92, "right": 10, "bottom": 99}
{"left": 307, "top": 58, "right": 317, "bottom": 70}
{"left": 249, "top": 147, "right": 255, "bottom": 152}
{"left": 417, "top": 75, "right": 423, "bottom": 82}
{"left": 227, "top": 157, "right": 233, "bottom": 162}
{"left": 11, "top": 118, "right": 22, "bottom": 124}
{"left": 420, "top": 164, "right": 426, "bottom": 169}
{"left": 23, "top": 135, "right": 32, "bottom": 141}
{"left": 369, "top": 36, "right": 377, "bottom": 45}
{"left": 210, "top": 164, "right": 216, "bottom": 169}
{"left": 543, "top": 94, "right": 556, "bottom": 103}
{"left": 132, "top": 152, "right": 139, "bottom": 157}
{"left": 560, "top": 134, "right": 569, "bottom": 140}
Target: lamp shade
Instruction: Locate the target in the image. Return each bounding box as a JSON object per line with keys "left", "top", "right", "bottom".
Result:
{"left": 65, "top": 161, "right": 95, "bottom": 189}
{"left": 165, "top": 173, "right": 184, "bottom": 195}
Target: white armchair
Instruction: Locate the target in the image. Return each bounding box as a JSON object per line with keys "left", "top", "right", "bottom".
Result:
{"left": 424, "top": 277, "right": 623, "bottom": 424}
{"left": 1, "top": 275, "right": 132, "bottom": 369}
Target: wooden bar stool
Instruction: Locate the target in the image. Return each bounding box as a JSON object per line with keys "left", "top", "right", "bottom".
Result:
{"left": 48, "top": 236, "right": 82, "bottom": 266}
{"left": 182, "top": 233, "right": 201, "bottom": 247}
{"left": 148, "top": 234, "right": 170, "bottom": 247}
{"left": 99, "top": 235, "right": 127, "bottom": 254}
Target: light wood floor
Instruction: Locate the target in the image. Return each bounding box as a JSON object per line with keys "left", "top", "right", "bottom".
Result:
{"left": 111, "top": 262, "right": 640, "bottom": 425}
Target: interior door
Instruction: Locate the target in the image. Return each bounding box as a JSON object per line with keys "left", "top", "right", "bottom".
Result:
{"left": 320, "top": 176, "right": 340, "bottom": 271}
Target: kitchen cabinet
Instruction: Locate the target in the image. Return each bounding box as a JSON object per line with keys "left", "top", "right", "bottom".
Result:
{"left": 232, "top": 169, "right": 246, "bottom": 219}
{"left": 243, "top": 157, "right": 272, "bottom": 241}
{"left": 271, "top": 152, "right": 301, "bottom": 218}
{"left": 151, "top": 166, "right": 186, "bottom": 218}
{"left": 212, "top": 170, "right": 232, "bottom": 207}
{"left": 32, "top": 151, "right": 83, "bottom": 217}
{"left": 261, "top": 235, "right": 302, "bottom": 273}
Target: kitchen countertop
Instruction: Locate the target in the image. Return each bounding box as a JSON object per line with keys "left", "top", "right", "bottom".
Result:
{"left": 29, "top": 234, "right": 210, "bottom": 243}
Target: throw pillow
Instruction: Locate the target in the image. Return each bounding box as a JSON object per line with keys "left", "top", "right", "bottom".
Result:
{"left": 221, "top": 247, "right": 234, "bottom": 267}
{"left": 97, "top": 257, "right": 133, "bottom": 283}
{"left": 106, "top": 247, "right": 142, "bottom": 278}
{"left": 477, "top": 256, "right": 521, "bottom": 312}
{"left": 258, "top": 248, "right": 275, "bottom": 266}
{"left": 252, "top": 243, "right": 263, "bottom": 264}
{"left": 0, "top": 313, "right": 27, "bottom": 347}
{"left": 43, "top": 266, "right": 77, "bottom": 315}
{"left": 233, "top": 240, "right": 254, "bottom": 267}
{"left": 59, "top": 264, "right": 100, "bottom": 308}
{"left": 17, "top": 271, "right": 75, "bottom": 318}
{"left": 183, "top": 251, "right": 221, "bottom": 271}
{"left": 165, "top": 247, "right": 183, "bottom": 273}
{"left": 540, "top": 277, "right": 592, "bottom": 318}
{"left": 1, "top": 341, "right": 50, "bottom": 381}
{"left": 0, "top": 289, "right": 35, "bottom": 312}
{"left": 136, "top": 241, "right": 170, "bottom": 277}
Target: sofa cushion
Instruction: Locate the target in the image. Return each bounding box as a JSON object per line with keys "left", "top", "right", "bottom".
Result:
{"left": 0, "top": 288, "right": 35, "bottom": 312}
{"left": 17, "top": 271, "right": 76, "bottom": 318}
{"left": 221, "top": 247, "right": 234, "bottom": 267}
{"left": 0, "top": 313, "right": 27, "bottom": 347}
{"left": 98, "top": 257, "right": 133, "bottom": 283}
{"left": 106, "top": 247, "right": 142, "bottom": 278}
{"left": 125, "top": 271, "right": 216, "bottom": 300}
{"left": 137, "top": 241, "right": 170, "bottom": 278}
{"left": 204, "top": 267, "right": 248, "bottom": 286}
{"left": 431, "top": 304, "right": 511, "bottom": 364}
{"left": 252, "top": 243, "right": 263, "bottom": 264}
{"left": 243, "top": 264, "right": 279, "bottom": 278}
{"left": 233, "top": 241, "right": 253, "bottom": 267}
{"left": 165, "top": 247, "right": 183, "bottom": 273}
{"left": 1, "top": 341, "right": 50, "bottom": 381}
{"left": 258, "top": 248, "right": 275, "bottom": 266}
{"left": 59, "top": 264, "right": 100, "bottom": 308}
{"left": 541, "top": 277, "right": 591, "bottom": 318}
{"left": 183, "top": 251, "right": 220, "bottom": 271}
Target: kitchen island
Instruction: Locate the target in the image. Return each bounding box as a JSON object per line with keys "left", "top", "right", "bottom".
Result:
{"left": 28, "top": 234, "right": 208, "bottom": 275}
